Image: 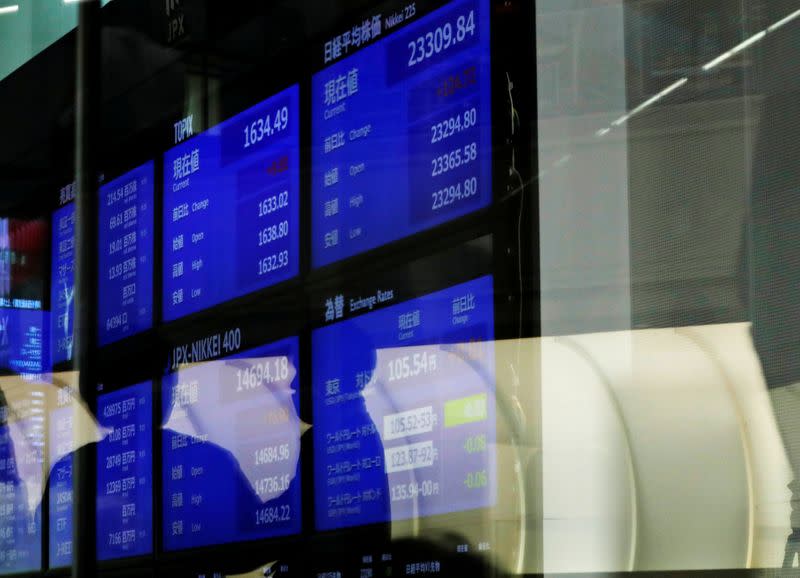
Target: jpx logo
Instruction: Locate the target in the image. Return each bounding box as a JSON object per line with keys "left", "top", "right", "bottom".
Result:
{"left": 165, "top": 0, "right": 186, "bottom": 44}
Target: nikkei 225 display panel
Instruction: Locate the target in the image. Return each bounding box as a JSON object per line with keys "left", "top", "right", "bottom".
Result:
{"left": 163, "top": 84, "right": 300, "bottom": 322}
{"left": 311, "top": 237, "right": 497, "bottom": 533}
{"left": 312, "top": 0, "right": 492, "bottom": 268}
{"left": 161, "top": 332, "right": 302, "bottom": 551}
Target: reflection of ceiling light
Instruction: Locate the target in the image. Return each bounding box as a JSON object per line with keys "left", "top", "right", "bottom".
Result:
{"left": 703, "top": 8, "right": 800, "bottom": 72}
{"left": 702, "top": 31, "right": 765, "bottom": 71}
{"left": 767, "top": 8, "right": 800, "bottom": 33}
{"left": 0, "top": 5, "right": 18, "bottom": 14}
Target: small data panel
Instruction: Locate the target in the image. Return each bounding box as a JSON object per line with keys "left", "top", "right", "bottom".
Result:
{"left": 96, "top": 381, "right": 153, "bottom": 561}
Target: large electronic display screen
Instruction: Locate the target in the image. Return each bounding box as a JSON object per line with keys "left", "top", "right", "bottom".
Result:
{"left": 0, "top": 413, "right": 44, "bottom": 575}
{"left": 162, "top": 335, "right": 302, "bottom": 550}
{"left": 163, "top": 85, "right": 300, "bottom": 322}
{"left": 312, "top": 0, "right": 492, "bottom": 267}
{"left": 48, "top": 395, "right": 74, "bottom": 568}
{"left": 98, "top": 162, "right": 155, "bottom": 346}
{"left": 312, "top": 274, "right": 496, "bottom": 531}
{"left": 96, "top": 381, "right": 153, "bottom": 561}
{"left": 51, "top": 201, "right": 75, "bottom": 366}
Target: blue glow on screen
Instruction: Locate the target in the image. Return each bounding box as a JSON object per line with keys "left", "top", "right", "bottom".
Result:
{"left": 312, "top": 275, "right": 496, "bottom": 531}
{"left": 96, "top": 381, "right": 153, "bottom": 561}
{"left": 162, "top": 336, "right": 302, "bottom": 550}
{"left": 163, "top": 85, "right": 300, "bottom": 322}
{"left": 0, "top": 308, "right": 48, "bottom": 380}
{"left": 48, "top": 403, "right": 74, "bottom": 568}
{"left": 312, "top": 0, "right": 492, "bottom": 267}
{"left": 98, "top": 162, "right": 154, "bottom": 346}
{"left": 50, "top": 203, "right": 74, "bottom": 366}
{"left": 0, "top": 416, "right": 43, "bottom": 575}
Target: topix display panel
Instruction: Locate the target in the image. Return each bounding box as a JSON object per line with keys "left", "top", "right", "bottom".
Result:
{"left": 96, "top": 381, "right": 153, "bottom": 561}
{"left": 0, "top": 414, "right": 44, "bottom": 575}
{"left": 162, "top": 335, "right": 302, "bottom": 551}
{"left": 51, "top": 201, "right": 75, "bottom": 366}
{"left": 312, "top": 274, "right": 496, "bottom": 531}
{"left": 98, "top": 162, "right": 155, "bottom": 346}
{"left": 312, "top": 0, "right": 492, "bottom": 267}
{"left": 163, "top": 84, "right": 301, "bottom": 322}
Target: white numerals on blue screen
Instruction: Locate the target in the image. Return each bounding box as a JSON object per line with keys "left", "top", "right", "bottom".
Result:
{"left": 259, "top": 190, "right": 290, "bottom": 217}
{"left": 431, "top": 142, "right": 477, "bottom": 177}
{"left": 431, "top": 176, "right": 478, "bottom": 211}
{"left": 407, "top": 9, "right": 475, "bottom": 68}
{"left": 255, "top": 505, "right": 291, "bottom": 526}
{"left": 235, "top": 356, "right": 290, "bottom": 391}
{"left": 258, "top": 250, "right": 289, "bottom": 276}
{"left": 258, "top": 221, "right": 290, "bottom": 246}
{"left": 431, "top": 108, "right": 477, "bottom": 144}
{"left": 243, "top": 106, "right": 290, "bottom": 149}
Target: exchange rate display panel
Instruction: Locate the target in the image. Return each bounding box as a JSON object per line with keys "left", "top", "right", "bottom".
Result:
{"left": 0, "top": 413, "right": 43, "bottom": 575}
{"left": 313, "top": 274, "right": 496, "bottom": 531}
{"left": 51, "top": 200, "right": 75, "bottom": 366}
{"left": 312, "top": 0, "right": 492, "bottom": 267}
{"left": 96, "top": 381, "right": 153, "bottom": 561}
{"left": 162, "top": 335, "right": 302, "bottom": 551}
{"left": 163, "top": 85, "right": 300, "bottom": 322}
{"left": 48, "top": 390, "right": 75, "bottom": 568}
{"left": 98, "top": 163, "right": 155, "bottom": 346}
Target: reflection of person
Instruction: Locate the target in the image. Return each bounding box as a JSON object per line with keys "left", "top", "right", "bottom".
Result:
{"left": 747, "top": 1, "right": 800, "bottom": 567}
{"left": 316, "top": 323, "right": 390, "bottom": 532}
{"left": 160, "top": 372, "right": 274, "bottom": 547}
{"left": 0, "top": 391, "right": 41, "bottom": 573}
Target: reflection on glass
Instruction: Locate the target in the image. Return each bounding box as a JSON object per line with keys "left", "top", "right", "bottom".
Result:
{"left": 50, "top": 202, "right": 75, "bottom": 366}
{"left": 312, "top": 275, "right": 496, "bottom": 531}
{"left": 0, "top": 401, "right": 42, "bottom": 575}
{"left": 48, "top": 384, "right": 76, "bottom": 568}
{"left": 161, "top": 336, "right": 302, "bottom": 550}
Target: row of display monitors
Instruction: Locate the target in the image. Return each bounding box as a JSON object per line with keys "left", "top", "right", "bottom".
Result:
{"left": 0, "top": 272, "right": 496, "bottom": 573}
{"left": 49, "top": 0, "right": 492, "bottom": 362}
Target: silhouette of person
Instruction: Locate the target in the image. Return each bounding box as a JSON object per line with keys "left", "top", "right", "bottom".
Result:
{"left": 746, "top": 0, "right": 800, "bottom": 567}
{"left": 161, "top": 356, "right": 301, "bottom": 551}
{"left": 313, "top": 321, "right": 391, "bottom": 533}
{"left": 0, "top": 389, "right": 42, "bottom": 574}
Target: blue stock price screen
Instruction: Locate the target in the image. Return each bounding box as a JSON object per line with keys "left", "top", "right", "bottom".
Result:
{"left": 312, "top": 0, "right": 492, "bottom": 267}
{"left": 98, "top": 162, "right": 154, "bottom": 346}
{"left": 0, "top": 414, "right": 43, "bottom": 574}
{"left": 163, "top": 84, "right": 300, "bottom": 322}
{"left": 312, "top": 275, "right": 496, "bottom": 531}
{"left": 51, "top": 201, "right": 74, "bottom": 365}
{"left": 162, "top": 335, "right": 302, "bottom": 550}
{"left": 49, "top": 392, "right": 75, "bottom": 568}
{"left": 96, "top": 381, "right": 153, "bottom": 561}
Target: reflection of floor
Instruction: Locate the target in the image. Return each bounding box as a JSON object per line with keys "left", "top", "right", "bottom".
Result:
{"left": 541, "top": 323, "right": 791, "bottom": 572}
